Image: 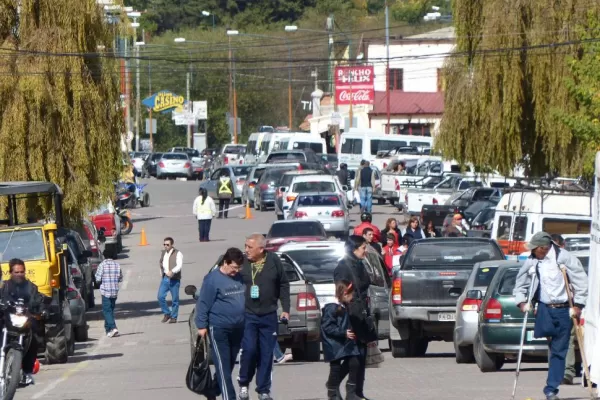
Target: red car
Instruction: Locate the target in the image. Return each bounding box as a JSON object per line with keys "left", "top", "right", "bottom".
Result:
{"left": 265, "top": 220, "right": 328, "bottom": 252}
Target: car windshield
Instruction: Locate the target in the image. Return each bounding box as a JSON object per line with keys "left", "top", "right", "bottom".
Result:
{"left": 262, "top": 168, "right": 296, "bottom": 183}
{"left": 162, "top": 153, "right": 188, "bottom": 160}
{"left": 269, "top": 153, "right": 304, "bottom": 162}
{"left": 472, "top": 208, "right": 495, "bottom": 226}
{"left": 404, "top": 241, "right": 504, "bottom": 268}
{"left": 284, "top": 249, "right": 342, "bottom": 283}
{"left": 224, "top": 146, "right": 246, "bottom": 154}
{"left": 473, "top": 266, "right": 500, "bottom": 287}
{"left": 296, "top": 195, "right": 340, "bottom": 207}
{"left": 292, "top": 181, "right": 336, "bottom": 193}
{"left": 0, "top": 229, "right": 46, "bottom": 262}
{"left": 232, "top": 166, "right": 252, "bottom": 176}
{"left": 268, "top": 222, "right": 326, "bottom": 238}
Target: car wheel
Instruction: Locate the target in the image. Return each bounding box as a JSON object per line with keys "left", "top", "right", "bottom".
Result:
{"left": 377, "top": 198, "right": 385, "bottom": 205}
{"left": 454, "top": 332, "right": 475, "bottom": 364}
{"left": 74, "top": 317, "right": 89, "bottom": 342}
{"left": 390, "top": 335, "right": 427, "bottom": 358}
{"left": 474, "top": 333, "right": 503, "bottom": 372}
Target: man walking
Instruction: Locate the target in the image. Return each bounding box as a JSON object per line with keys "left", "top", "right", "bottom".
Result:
{"left": 513, "top": 232, "right": 588, "bottom": 400}
{"left": 353, "top": 160, "right": 376, "bottom": 213}
{"left": 95, "top": 251, "right": 123, "bottom": 338}
{"left": 218, "top": 169, "right": 234, "bottom": 219}
{"left": 158, "top": 237, "right": 183, "bottom": 323}
{"left": 238, "top": 233, "right": 291, "bottom": 400}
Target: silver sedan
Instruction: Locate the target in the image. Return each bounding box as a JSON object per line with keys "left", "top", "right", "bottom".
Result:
{"left": 287, "top": 192, "right": 350, "bottom": 239}
{"left": 156, "top": 152, "right": 192, "bottom": 179}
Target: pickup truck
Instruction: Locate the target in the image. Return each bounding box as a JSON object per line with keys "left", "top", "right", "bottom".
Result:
{"left": 212, "top": 144, "right": 247, "bottom": 168}
{"left": 405, "top": 175, "right": 484, "bottom": 215}
{"left": 89, "top": 201, "right": 122, "bottom": 259}
{"left": 419, "top": 188, "right": 503, "bottom": 226}
{"left": 389, "top": 237, "right": 505, "bottom": 358}
{"left": 379, "top": 159, "right": 443, "bottom": 205}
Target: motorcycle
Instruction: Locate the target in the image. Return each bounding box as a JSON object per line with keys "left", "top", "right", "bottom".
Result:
{"left": 0, "top": 297, "right": 46, "bottom": 399}
{"left": 116, "top": 207, "right": 133, "bottom": 235}
{"left": 115, "top": 183, "right": 137, "bottom": 209}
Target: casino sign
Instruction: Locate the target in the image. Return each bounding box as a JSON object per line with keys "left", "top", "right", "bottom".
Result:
{"left": 142, "top": 90, "right": 186, "bottom": 113}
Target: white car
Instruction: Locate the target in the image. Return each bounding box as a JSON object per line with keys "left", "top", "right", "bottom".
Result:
{"left": 278, "top": 174, "right": 350, "bottom": 220}
{"left": 274, "top": 170, "right": 324, "bottom": 220}
{"left": 287, "top": 192, "right": 350, "bottom": 238}
{"left": 130, "top": 152, "right": 149, "bottom": 175}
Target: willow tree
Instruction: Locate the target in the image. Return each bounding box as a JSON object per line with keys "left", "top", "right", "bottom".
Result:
{"left": 0, "top": 0, "right": 124, "bottom": 220}
{"left": 437, "top": 0, "right": 598, "bottom": 176}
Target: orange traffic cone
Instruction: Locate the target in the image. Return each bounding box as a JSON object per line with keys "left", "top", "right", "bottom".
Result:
{"left": 139, "top": 228, "right": 148, "bottom": 246}
{"left": 245, "top": 200, "right": 253, "bottom": 220}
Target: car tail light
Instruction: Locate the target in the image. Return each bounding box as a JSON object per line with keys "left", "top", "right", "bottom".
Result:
{"left": 297, "top": 292, "right": 318, "bottom": 311}
{"left": 395, "top": 179, "right": 400, "bottom": 191}
{"left": 184, "top": 162, "right": 191, "bottom": 168}
{"left": 483, "top": 298, "right": 502, "bottom": 320}
{"left": 224, "top": 156, "right": 229, "bottom": 164}
{"left": 297, "top": 165, "right": 303, "bottom": 171}
{"left": 286, "top": 195, "right": 297, "bottom": 203}
{"left": 383, "top": 162, "right": 388, "bottom": 169}
{"left": 260, "top": 184, "right": 269, "bottom": 191}
{"left": 83, "top": 225, "right": 97, "bottom": 250}
{"left": 432, "top": 198, "right": 438, "bottom": 205}
{"left": 158, "top": 162, "right": 165, "bottom": 168}
{"left": 461, "top": 298, "right": 482, "bottom": 312}
{"left": 237, "top": 179, "right": 245, "bottom": 185}
{"left": 249, "top": 182, "right": 256, "bottom": 188}
{"left": 239, "top": 159, "right": 243, "bottom": 165}
{"left": 392, "top": 278, "right": 402, "bottom": 304}
{"left": 294, "top": 211, "right": 307, "bottom": 218}
{"left": 71, "top": 267, "right": 80, "bottom": 276}
{"left": 331, "top": 210, "right": 345, "bottom": 217}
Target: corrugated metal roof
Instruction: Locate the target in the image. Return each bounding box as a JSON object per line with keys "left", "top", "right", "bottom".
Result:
{"left": 370, "top": 91, "right": 445, "bottom": 115}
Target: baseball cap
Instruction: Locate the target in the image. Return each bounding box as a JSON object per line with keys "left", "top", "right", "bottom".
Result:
{"left": 525, "top": 231, "right": 552, "bottom": 250}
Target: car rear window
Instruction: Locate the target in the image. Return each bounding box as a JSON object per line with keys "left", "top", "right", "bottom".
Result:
{"left": 473, "top": 266, "right": 499, "bottom": 287}
{"left": 498, "top": 269, "right": 519, "bottom": 295}
{"left": 162, "top": 153, "right": 188, "bottom": 160}
{"left": 283, "top": 249, "right": 342, "bottom": 283}
{"left": 293, "top": 142, "right": 323, "bottom": 153}
{"left": 151, "top": 153, "right": 163, "bottom": 161}
{"left": 292, "top": 181, "right": 336, "bottom": 193}
{"left": 268, "top": 222, "right": 326, "bottom": 238}
{"left": 297, "top": 195, "right": 340, "bottom": 207}
{"left": 261, "top": 167, "right": 296, "bottom": 182}
{"left": 232, "top": 166, "right": 252, "bottom": 176}
{"left": 281, "top": 260, "right": 301, "bottom": 282}
{"left": 253, "top": 168, "right": 266, "bottom": 180}
{"left": 224, "top": 146, "right": 246, "bottom": 154}
{"left": 268, "top": 153, "right": 305, "bottom": 162}
{"left": 404, "top": 241, "right": 504, "bottom": 268}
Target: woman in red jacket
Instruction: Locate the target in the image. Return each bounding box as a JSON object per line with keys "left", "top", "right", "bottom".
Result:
{"left": 382, "top": 234, "right": 402, "bottom": 276}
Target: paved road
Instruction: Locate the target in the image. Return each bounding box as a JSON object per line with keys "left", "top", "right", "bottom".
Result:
{"left": 20, "top": 179, "right": 591, "bottom": 400}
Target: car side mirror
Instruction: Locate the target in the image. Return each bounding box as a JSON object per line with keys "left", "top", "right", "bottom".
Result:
{"left": 466, "top": 289, "right": 483, "bottom": 300}
{"left": 184, "top": 285, "right": 197, "bottom": 296}
{"left": 279, "top": 186, "right": 287, "bottom": 193}
{"left": 342, "top": 185, "right": 349, "bottom": 191}
{"left": 250, "top": 180, "right": 257, "bottom": 185}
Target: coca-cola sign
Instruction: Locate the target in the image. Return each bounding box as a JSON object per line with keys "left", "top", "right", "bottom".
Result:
{"left": 335, "top": 66, "right": 375, "bottom": 105}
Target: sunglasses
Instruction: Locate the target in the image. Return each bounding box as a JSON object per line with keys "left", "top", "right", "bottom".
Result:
{"left": 163, "top": 243, "right": 171, "bottom": 247}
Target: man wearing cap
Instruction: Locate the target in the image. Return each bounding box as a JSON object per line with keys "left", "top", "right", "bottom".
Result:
{"left": 513, "top": 232, "right": 588, "bottom": 400}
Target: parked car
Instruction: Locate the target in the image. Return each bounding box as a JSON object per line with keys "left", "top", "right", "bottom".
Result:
{"left": 279, "top": 241, "right": 391, "bottom": 340}
{"left": 130, "top": 152, "right": 150, "bottom": 176}
{"left": 156, "top": 152, "right": 192, "bottom": 179}
{"left": 254, "top": 165, "right": 302, "bottom": 211}
{"left": 141, "top": 152, "right": 164, "bottom": 178}
{"left": 274, "top": 170, "right": 327, "bottom": 219}
{"left": 389, "top": 237, "right": 505, "bottom": 358}
{"left": 265, "top": 149, "right": 324, "bottom": 170}
{"left": 287, "top": 193, "right": 350, "bottom": 239}
{"left": 66, "top": 273, "right": 88, "bottom": 342}
{"left": 318, "top": 153, "right": 338, "bottom": 171}
{"left": 265, "top": 220, "right": 328, "bottom": 252}
{"left": 199, "top": 165, "right": 253, "bottom": 203}
{"left": 71, "top": 218, "right": 105, "bottom": 279}
{"left": 90, "top": 201, "right": 122, "bottom": 259}
{"left": 453, "top": 260, "right": 513, "bottom": 363}
{"left": 185, "top": 252, "right": 322, "bottom": 362}
{"left": 473, "top": 262, "right": 548, "bottom": 372}
{"left": 62, "top": 230, "right": 95, "bottom": 309}
{"left": 213, "top": 144, "right": 247, "bottom": 168}
{"left": 241, "top": 165, "right": 266, "bottom": 207}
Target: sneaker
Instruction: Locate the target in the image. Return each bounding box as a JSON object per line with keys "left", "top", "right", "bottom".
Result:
{"left": 546, "top": 393, "right": 560, "bottom": 400}
{"left": 107, "top": 329, "right": 119, "bottom": 338}
{"left": 562, "top": 375, "right": 574, "bottom": 385}
{"left": 161, "top": 315, "right": 170, "bottom": 323}
{"left": 169, "top": 318, "right": 177, "bottom": 324}
{"left": 238, "top": 386, "right": 249, "bottom": 400}
{"left": 275, "top": 353, "right": 293, "bottom": 364}
{"left": 20, "top": 373, "right": 34, "bottom": 386}
{"left": 258, "top": 394, "right": 273, "bottom": 400}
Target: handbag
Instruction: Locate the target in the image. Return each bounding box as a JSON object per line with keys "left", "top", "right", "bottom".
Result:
{"left": 185, "top": 336, "right": 221, "bottom": 397}
{"left": 365, "top": 341, "right": 384, "bottom": 368}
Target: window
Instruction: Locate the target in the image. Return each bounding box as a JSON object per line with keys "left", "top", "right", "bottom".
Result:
{"left": 267, "top": 153, "right": 305, "bottom": 163}
{"left": 388, "top": 68, "right": 403, "bottom": 90}
{"left": 340, "top": 138, "right": 362, "bottom": 155}
{"left": 268, "top": 221, "right": 327, "bottom": 238}
{"left": 224, "top": 145, "right": 246, "bottom": 154}
{"left": 472, "top": 189, "right": 495, "bottom": 202}
{"left": 281, "top": 261, "right": 301, "bottom": 282}
{"left": 297, "top": 195, "right": 341, "bottom": 207}
{"left": 162, "top": 153, "right": 188, "bottom": 160}
{"left": 542, "top": 218, "right": 591, "bottom": 235}
{"left": 496, "top": 216, "right": 512, "bottom": 240}
{"left": 370, "top": 140, "right": 407, "bottom": 155}
{"left": 0, "top": 229, "right": 47, "bottom": 262}
{"left": 404, "top": 241, "right": 505, "bottom": 268}
{"left": 283, "top": 249, "right": 342, "bottom": 283}
{"left": 498, "top": 270, "right": 519, "bottom": 295}
{"left": 210, "top": 169, "right": 222, "bottom": 180}
{"left": 246, "top": 140, "right": 256, "bottom": 155}
{"left": 513, "top": 217, "right": 528, "bottom": 241}
{"left": 292, "top": 182, "right": 336, "bottom": 193}
{"left": 473, "top": 266, "right": 499, "bottom": 287}
{"left": 231, "top": 166, "right": 252, "bottom": 176}
{"left": 260, "top": 140, "right": 270, "bottom": 154}
{"left": 293, "top": 142, "right": 323, "bottom": 153}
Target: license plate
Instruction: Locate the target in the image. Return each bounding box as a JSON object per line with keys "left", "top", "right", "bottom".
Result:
{"left": 438, "top": 313, "right": 455, "bottom": 321}
{"left": 323, "top": 223, "right": 331, "bottom": 229}
{"left": 526, "top": 331, "right": 546, "bottom": 342}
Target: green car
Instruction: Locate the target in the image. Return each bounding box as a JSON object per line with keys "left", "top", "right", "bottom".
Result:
{"left": 469, "top": 262, "right": 549, "bottom": 372}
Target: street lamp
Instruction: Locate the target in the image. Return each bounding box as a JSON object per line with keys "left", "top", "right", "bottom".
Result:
{"left": 230, "top": 30, "right": 294, "bottom": 130}
{"left": 201, "top": 11, "right": 215, "bottom": 30}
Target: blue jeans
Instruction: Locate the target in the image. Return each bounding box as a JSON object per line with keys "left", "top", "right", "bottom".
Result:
{"left": 157, "top": 276, "right": 180, "bottom": 319}
{"left": 209, "top": 326, "right": 244, "bottom": 400}
{"left": 360, "top": 187, "right": 373, "bottom": 213}
{"left": 273, "top": 343, "right": 284, "bottom": 362}
{"left": 101, "top": 296, "right": 117, "bottom": 333}
{"left": 238, "top": 312, "right": 278, "bottom": 394}
{"left": 198, "top": 218, "right": 212, "bottom": 241}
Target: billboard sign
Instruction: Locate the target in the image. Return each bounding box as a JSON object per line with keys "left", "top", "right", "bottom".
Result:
{"left": 334, "top": 66, "right": 375, "bottom": 105}
{"left": 142, "top": 90, "right": 186, "bottom": 113}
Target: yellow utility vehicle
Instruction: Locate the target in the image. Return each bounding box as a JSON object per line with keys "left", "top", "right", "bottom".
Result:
{"left": 0, "top": 182, "right": 73, "bottom": 364}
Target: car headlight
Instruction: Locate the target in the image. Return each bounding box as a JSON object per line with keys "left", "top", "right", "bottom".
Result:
{"left": 10, "top": 314, "right": 28, "bottom": 328}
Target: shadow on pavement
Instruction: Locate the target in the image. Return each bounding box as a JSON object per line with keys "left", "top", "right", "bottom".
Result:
{"left": 68, "top": 353, "right": 123, "bottom": 362}
{"left": 86, "top": 299, "right": 196, "bottom": 322}
{"left": 422, "top": 352, "right": 455, "bottom": 358}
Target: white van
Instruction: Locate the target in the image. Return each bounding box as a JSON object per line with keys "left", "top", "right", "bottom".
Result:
{"left": 278, "top": 134, "right": 326, "bottom": 154}
{"left": 257, "top": 132, "right": 294, "bottom": 163}
{"left": 492, "top": 190, "right": 592, "bottom": 256}
{"left": 244, "top": 132, "right": 267, "bottom": 165}
{"left": 338, "top": 128, "right": 433, "bottom": 170}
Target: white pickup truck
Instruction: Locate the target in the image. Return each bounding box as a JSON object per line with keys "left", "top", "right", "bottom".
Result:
{"left": 379, "top": 159, "right": 444, "bottom": 206}
{"left": 405, "top": 175, "right": 485, "bottom": 215}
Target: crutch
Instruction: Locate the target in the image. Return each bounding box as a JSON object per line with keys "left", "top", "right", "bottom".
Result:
{"left": 560, "top": 265, "right": 596, "bottom": 400}
{"left": 511, "top": 266, "right": 537, "bottom": 400}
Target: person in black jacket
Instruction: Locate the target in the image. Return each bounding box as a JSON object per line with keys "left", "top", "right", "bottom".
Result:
{"left": 322, "top": 280, "right": 360, "bottom": 400}
{"left": 333, "top": 235, "right": 373, "bottom": 399}
{"left": 238, "top": 233, "right": 291, "bottom": 400}
{"left": 380, "top": 217, "right": 402, "bottom": 247}
{"left": 0, "top": 259, "right": 43, "bottom": 386}
{"left": 336, "top": 163, "right": 350, "bottom": 188}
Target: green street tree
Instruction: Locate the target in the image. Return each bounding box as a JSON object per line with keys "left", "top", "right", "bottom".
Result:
{"left": 436, "top": 0, "right": 595, "bottom": 176}
{"left": 0, "top": 0, "right": 123, "bottom": 220}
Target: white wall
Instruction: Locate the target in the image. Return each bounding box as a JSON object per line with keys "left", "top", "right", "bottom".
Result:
{"left": 368, "top": 41, "right": 455, "bottom": 92}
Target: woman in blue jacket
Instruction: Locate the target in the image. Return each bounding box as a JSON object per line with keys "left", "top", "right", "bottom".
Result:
{"left": 321, "top": 280, "right": 360, "bottom": 400}
{"left": 195, "top": 247, "right": 246, "bottom": 400}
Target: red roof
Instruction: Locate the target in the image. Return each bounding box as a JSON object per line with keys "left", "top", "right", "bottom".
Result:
{"left": 370, "top": 91, "right": 444, "bottom": 115}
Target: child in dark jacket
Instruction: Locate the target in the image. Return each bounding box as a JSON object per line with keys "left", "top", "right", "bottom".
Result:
{"left": 321, "top": 280, "right": 361, "bottom": 400}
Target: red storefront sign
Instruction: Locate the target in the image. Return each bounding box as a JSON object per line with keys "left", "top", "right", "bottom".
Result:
{"left": 334, "top": 66, "right": 375, "bottom": 105}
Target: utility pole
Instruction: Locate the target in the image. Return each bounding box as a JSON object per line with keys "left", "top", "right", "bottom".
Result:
{"left": 287, "top": 44, "right": 292, "bottom": 130}
{"left": 133, "top": 19, "right": 140, "bottom": 151}
{"left": 148, "top": 52, "right": 154, "bottom": 151}
{"left": 385, "top": 0, "right": 391, "bottom": 134}
{"left": 186, "top": 55, "right": 191, "bottom": 148}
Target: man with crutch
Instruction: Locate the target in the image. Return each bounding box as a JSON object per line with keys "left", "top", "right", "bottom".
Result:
{"left": 513, "top": 232, "right": 588, "bottom": 400}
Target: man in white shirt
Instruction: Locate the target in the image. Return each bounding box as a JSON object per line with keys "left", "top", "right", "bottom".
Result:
{"left": 158, "top": 237, "right": 183, "bottom": 323}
